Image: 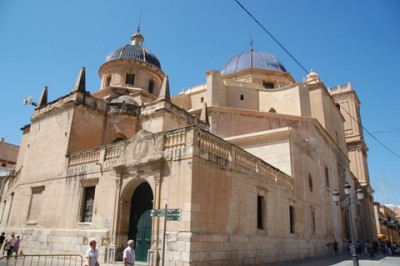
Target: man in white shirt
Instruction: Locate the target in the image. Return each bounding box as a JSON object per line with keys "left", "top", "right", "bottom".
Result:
{"left": 123, "top": 239, "right": 135, "bottom": 266}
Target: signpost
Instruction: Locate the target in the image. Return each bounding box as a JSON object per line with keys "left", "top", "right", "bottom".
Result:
{"left": 150, "top": 208, "right": 182, "bottom": 220}
{"left": 150, "top": 204, "right": 181, "bottom": 266}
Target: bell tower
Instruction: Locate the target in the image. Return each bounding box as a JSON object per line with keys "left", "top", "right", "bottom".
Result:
{"left": 329, "top": 82, "right": 377, "bottom": 242}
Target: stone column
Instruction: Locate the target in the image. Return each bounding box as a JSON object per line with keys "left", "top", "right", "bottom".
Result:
{"left": 108, "top": 165, "right": 127, "bottom": 263}
{"left": 148, "top": 171, "right": 162, "bottom": 266}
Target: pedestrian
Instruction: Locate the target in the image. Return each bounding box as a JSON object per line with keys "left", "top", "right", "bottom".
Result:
{"left": 5, "top": 233, "right": 16, "bottom": 259}
{"left": 386, "top": 241, "right": 393, "bottom": 256}
{"left": 85, "top": 240, "right": 99, "bottom": 266}
{"left": 333, "top": 239, "right": 338, "bottom": 254}
{"left": 0, "top": 232, "right": 5, "bottom": 251}
{"left": 13, "top": 236, "right": 21, "bottom": 257}
{"left": 371, "top": 240, "right": 378, "bottom": 253}
{"left": 123, "top": 240, "right": 135, "bottom": 266}
{"left": 369, "top": 240, "right": 376, "bottom": 258}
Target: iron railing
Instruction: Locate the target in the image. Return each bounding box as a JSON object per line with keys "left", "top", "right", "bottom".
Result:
{"left": 0, "top": 254, "right": 84, "bottom": 266}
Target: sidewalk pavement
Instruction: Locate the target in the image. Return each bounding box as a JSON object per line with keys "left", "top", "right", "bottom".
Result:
{"left": 103, "top": 254, "right": 400, "bottom": 266}
{"left": 273, "top": 253, "right": 400, "bottom": 266}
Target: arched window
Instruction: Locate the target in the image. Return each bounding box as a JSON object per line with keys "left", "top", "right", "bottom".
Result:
{"left": 263, "top": 81, "right": 275, "bottom": 89}
{"left": 112, "top": 135, "right": 127, "bottom": 143}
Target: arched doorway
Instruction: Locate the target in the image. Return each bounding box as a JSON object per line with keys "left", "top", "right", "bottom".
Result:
{"left": 129, "top": 182, "right": 153, "bottom": 262}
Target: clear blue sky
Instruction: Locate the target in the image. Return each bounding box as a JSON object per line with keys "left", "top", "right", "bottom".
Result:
{"left": 1, "top": 1, "right": 399, "bottom": 205}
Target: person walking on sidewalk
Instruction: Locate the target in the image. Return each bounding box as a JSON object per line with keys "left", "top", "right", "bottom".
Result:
{"left": 5, "top": 233, "right": 16, "bottom": 259}
{"left": 333, "top": 239, "right": 338, "bottom": 254}
{"left": 85, "top": 240, "right": 99, "bottom": 266}
{"left": 0, "top": 232, "right": 5, "bottom": 251}
{"left": 123, "top": 240, "right": 135, "bottom": 266}
{"left": 13, "top": 236, "right": 21, "bottom": 257}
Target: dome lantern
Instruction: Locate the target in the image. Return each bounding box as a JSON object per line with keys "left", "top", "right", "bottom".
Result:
{"left": 130, "top": 27, "right": 144, "bottom": 46}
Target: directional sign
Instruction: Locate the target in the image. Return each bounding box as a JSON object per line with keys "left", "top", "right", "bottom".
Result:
{"left": 166, "top": 212, "right": 182, "bottom": 221}
{"left": 150, "top": 208, "right": 181, "bottom": 220}
{"left": 167, "top": 209, "right": 181, "bottom": 215}
{"left": 150, "top": 209, "right": 165, "bottom": 217}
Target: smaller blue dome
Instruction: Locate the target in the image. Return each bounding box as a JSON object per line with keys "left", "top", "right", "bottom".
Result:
{"left": 221, "top": 50, "right": 287, "bottom": 75}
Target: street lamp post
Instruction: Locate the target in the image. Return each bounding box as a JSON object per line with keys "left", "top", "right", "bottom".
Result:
{"left": 332, "top": 182, "right": 364, "bottom": 266}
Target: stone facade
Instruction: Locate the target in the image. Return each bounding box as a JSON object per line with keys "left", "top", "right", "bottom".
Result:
{"left": 0, "top": 29, "right": 374, "bottom": 265}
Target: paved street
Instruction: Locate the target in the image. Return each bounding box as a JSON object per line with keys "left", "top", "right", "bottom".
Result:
{"left": 274, "top": 253, "right": 400, "bottom": 266}
{"left": 333, "top": 256, "right": 400, "bottom": 266}
{"left": 101, "top": 254, "right": 400, "bottom": 266}
{"left": 1, "top": 253, "right": 399, "bottom": 266}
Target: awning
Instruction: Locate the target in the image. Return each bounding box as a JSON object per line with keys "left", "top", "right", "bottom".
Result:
{"left": 377, "top": 233, "right": 386, "bottom": 238}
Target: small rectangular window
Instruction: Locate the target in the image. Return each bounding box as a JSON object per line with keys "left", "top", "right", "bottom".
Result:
{"left": 126, "top": 74, "right": 135, "bottom": 85}
{"left": 325, "top": 167, "right": 330, "bottom": 187}
{"left": 310, "top": 209, "right": 316, "bottom": 233}
{"left": 81, "top": 186, "right": 95, "bottom": 222}
{"left": 289, "top": 206, "right": 295, "bottom": 233}
{"left": 106, "top": 76, "right": 111, "bottom": 87}
{"left": 148, "top": 80, "right": 155, "bottom": 94}
{"left": 240, "top": 94, "right": 244, "bottom": 101}
{"left": 257, "top": 195, "right": 264, "bottom": 230}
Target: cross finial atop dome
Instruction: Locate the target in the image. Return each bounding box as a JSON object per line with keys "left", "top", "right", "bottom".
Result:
{"left": 137, "top": 9, "right": 142, "bottom": 33}
{"left": 131, "top": 12, "right": 144, "bottom": 46}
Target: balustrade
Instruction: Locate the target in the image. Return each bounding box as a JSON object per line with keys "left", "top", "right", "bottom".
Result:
{"left": 68, "top": 142, "right": 122, "bottom": 167}
{"left": 196, "top": 129, "right": 292, "bottom": 188}
{"left": 68, "top": 150, "right": 100, "bottom": 166}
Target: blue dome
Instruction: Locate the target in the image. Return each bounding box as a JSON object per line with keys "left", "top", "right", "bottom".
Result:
{"left": 221, "top": 50, "right": 286, "bottom": 75}
{"left": 105, "top": 32, "right": 161, "bottom": 69}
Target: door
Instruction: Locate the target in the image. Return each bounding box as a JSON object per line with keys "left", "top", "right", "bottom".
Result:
{"left": 135, "top": 209, "right": 152, "bottom": 261}
{"left": 128, "top": 182, "right": 153, "bottom": 262}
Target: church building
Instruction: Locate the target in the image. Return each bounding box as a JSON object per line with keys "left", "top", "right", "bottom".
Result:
{"left": 0, "top": 28, "right": 375, "bottom": 266}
